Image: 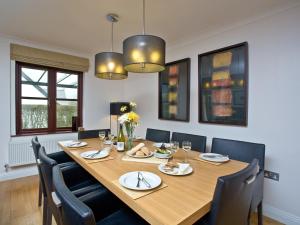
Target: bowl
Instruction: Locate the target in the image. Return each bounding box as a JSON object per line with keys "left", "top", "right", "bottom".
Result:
{"left": 154, "top": 150, "right": 172, "bottom": 159}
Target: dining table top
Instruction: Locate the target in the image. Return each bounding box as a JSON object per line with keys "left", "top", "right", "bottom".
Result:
{"left": 58, "top": 138, "right": 248, "bottom": 225}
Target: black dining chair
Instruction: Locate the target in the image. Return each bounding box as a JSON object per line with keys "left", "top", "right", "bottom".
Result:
{"left": 38, "top": 147, "right": 108, "bottom": 225}
{"left": 31, "top": 137, "right": 76, "bottom": 207}
{"left": 146, "top": 128, "right": 170, "bottom": 143}
{"left": 196, "top": 159, "right": 259, "bottom": 225}
{"left": 211, "top": 138, "right": 265, "bottom": 225}
{"left": 171, "top": 132, "right": 207, "bottom": 152}
{"left": 78, "top": 129, "right": 110, "bottom": 139}
{"left": 52, "top": 165, "right": 148, "bottom": 225}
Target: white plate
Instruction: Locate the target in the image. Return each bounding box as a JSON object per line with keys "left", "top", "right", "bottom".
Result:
{"left": 80, "top": 148, "right": 110, "bottom": 159}
{"left": 119, "top": 171, "right": 161, "bottom": 191}
{"left": 153, "top": 143, "right": 171, "bottom": 148}
{"left": 63, "top": 140, "right": 88, "bottom": 148}
{"left": 158, "top": 163, "right": 193, "bottom": 176}
{"left": 126, "top": 151, "right": 154, "bottom": 158}
{"left": 200, "top": 153, "right": 230, "bottom": 163}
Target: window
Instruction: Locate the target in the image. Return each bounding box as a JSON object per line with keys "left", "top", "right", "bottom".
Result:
{"left": 15, "top": 62, "right": 83, "bottom": 135}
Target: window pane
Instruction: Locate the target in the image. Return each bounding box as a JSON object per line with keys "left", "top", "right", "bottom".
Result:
{"left": 56, "top": 101, "right": 77, "bottom": 128}
{"left": 57, "top": 87, "right": 77, "bottom": 99}
{"left": 22, "top": 99, "right": 48, "bottom": 129}
{"left": 22, "top": 68, "right": 48, "bottom": 82}
{"left": 57, "top": 73, "right": 78, "bottom": 99}
{"left": 57, "top": 73, "right": 78, "bottom": 85}
{"left": 21, "top": 67, "right": 48, "bottom": 98}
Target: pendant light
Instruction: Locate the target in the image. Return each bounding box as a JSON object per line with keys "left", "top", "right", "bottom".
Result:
{"left": 95, "top": 14, "right": 128, "bottom": 80}
{"left": 123, "top": 0, "right": 165, "bottom": 73}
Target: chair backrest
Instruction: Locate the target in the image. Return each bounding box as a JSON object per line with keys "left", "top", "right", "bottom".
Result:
{"left": 211, "top": 138, "right": 265, "bottom": 170}
{"left": 52, "top": 165, "right": 96, "bottom": 225}
{"left": 31, "top": 136, "right": 41, "bottom": 161}
{"left": 39, "top": 147, "right": 63, "bottom": 224}
{"left": 39, "top": 147, "right": 57, "bottom": 197}
{"left": 209, "top": 159, "right": 259, "bottom": 225}
{"left": 146, "top": 128, "right": 170, "bottom": 143}
{"left": 171, "top": 132, "right": 207, "bottom": 152}
{"left": 78, "top": 129, "right": 110, "bottom": 139}
{"left": 31, "top": 137, "right": 47, "bottom": 197}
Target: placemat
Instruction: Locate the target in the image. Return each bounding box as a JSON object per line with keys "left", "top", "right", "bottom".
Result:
{"left": 122, "top": 155, "right": 168, "bottom": 164}
{"left": 112, "top": 180, "right": 168, "bottom": 200}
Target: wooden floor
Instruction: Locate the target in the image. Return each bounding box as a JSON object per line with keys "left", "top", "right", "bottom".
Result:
{"left": 0, "top": 175, "right": 284, "bottom": 225}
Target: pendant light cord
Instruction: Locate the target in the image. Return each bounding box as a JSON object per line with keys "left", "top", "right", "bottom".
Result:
{"left": 111, "top": 21, "right": 114, "bottom": 52}
{"left": 142, "top": 0, "right": 145, "bottom": 35}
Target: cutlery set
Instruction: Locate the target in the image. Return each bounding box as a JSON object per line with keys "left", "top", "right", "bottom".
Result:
{"left": 136, "top": 172, "right": 151, "bottom": 188}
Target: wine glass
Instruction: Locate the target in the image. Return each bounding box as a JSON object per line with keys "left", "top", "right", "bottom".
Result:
{"left": 182, "top": 141, "right": 191, "bottom": 163}
{"left": 98, "top": 131, "right": 106, "bottom": 141}
{"left": 107, "top": 133, "right": 115, "bottom": 145}
{"left": 170, "top": 141, "right": 179, "bottom": 153}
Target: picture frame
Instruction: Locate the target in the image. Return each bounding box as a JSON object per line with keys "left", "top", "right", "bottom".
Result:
{"left": 159, "top": 58, "right": 190, "bottom": 122}
{"left": 198, "top": 42, "right": 248, "bottom": 126}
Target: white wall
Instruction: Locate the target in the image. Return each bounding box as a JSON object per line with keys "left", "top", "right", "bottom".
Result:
{"left": 123, "top": 6, "right": 300, "bottom": 225}
{"left": 1, "top": 5, "right": 300, "bottom": 224}
{"left": 0, "top": 35, "right": 125, "bottom": 177}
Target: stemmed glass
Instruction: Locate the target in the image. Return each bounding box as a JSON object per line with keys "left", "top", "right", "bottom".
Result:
{"left": 98, "top": 131, "right": 106, "bottom": 141}
{"left": 108, "top": 133, "right": 115, "bottom": 145}
{"left": 182, "top": 141, "right": 191, "bottom": 163}
{"left": 170, "top": 141, "right": 179, "bottom": 153}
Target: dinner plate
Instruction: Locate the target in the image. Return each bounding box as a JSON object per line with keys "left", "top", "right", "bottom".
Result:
{"left": 126, "top": 151, "right": 154, "bottom": 158}
{"left": 200, "top": 153, "right": 230, "bottom": 163}
{"left": 64, "top": 141, "right": 88, "bottom": 148}
{"left": 158, "top": 163, "right": 193, "bottom": 176}
{"left": 119, "top": 171, "right": 161, "bottom": 191}
{"left": 153, "top": 143, "right": 171, "bottom": 148}
{"left": 80, "top": 148, "right": 110, "bottom": 159}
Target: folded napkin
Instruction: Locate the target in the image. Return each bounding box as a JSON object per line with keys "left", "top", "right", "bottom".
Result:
{"left": 178, "top": 163, "right": 190, "bottom": 173}
{"left": 127, "top": 143, "right": 145, "bottom": 155}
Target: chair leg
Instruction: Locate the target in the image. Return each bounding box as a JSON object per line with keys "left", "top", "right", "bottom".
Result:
{"left": 257, "top": 202, "right": 263, "bottom": 225}
{"left": 42, "top": 198, "right": 48, "bottom": 225}
{"left": 38, "top": 181, "right": 43, "bottom": 207}
{"left": 46, "top": 202, "right": 52, "bottom": 225}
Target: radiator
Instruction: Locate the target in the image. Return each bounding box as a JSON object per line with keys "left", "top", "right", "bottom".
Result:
{"left": 8, "top": 134, "right": 76, "bottom": 167}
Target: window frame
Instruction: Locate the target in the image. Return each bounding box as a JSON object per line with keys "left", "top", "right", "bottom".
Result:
{"left": 15, "top": 62, "right": 83, "bottom": 135}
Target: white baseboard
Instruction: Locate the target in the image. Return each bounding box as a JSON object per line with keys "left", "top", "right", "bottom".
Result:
{"left": 0, "top": 165, "right": 38, "bottom": 181}
{"left": 264, "top": 204, "right": 300, "bottom": 225}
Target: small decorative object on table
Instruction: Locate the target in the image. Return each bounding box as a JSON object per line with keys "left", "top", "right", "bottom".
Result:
{"left": 118, "top": 102, "right": 140, "bottom": 150}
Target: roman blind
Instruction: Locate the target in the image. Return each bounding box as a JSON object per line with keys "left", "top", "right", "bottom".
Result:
{"left": 10, "top": 43, "right": 89, "bottom": 72}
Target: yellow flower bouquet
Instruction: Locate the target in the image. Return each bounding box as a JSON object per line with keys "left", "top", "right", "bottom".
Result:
{"left": 118, "top": 102, "right": 140, "bottom": 149}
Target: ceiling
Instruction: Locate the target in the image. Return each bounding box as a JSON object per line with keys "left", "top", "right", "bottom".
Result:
{"left": 0, "top": 0, "right": 298, "bottom": 54}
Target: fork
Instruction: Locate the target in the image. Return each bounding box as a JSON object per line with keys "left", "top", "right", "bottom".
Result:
{"left": 139, "top": 172, "right": 151, "bottom": 188}
{"left": 136, "top": 172, "right": 141, "bottom": 188}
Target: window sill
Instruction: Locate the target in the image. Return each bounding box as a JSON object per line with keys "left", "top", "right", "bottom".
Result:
{"left": 11, "top": 130, "right": 78, "bottom": 137}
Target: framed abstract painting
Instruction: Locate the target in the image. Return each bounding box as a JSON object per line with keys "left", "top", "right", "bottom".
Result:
{"left": 159, "top": 58, "right": 190, "bottom": 122}
{"left": 198, "top": 42, "right": 248, "bottom": 126}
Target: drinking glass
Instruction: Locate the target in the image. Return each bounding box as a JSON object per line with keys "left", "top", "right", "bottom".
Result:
{"left": 98, "top": 131, "right": 106, "bottom": 141}
{"left": 108, "top": 133, "right": 114, "bottom": 141}
{"left": 170, "top": 141, "right": 179, "bottom": 153}
{"left": 182, "top": 141, "right": 191, "bottom": 163}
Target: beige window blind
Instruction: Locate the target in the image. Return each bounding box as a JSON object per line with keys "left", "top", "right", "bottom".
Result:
{"left": 10, "top": 43, "right": 89, "bottom": 72}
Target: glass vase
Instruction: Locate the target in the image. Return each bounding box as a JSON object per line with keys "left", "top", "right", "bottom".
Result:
{"left": 125, "top": 123, "right": 134, "bottom": 150}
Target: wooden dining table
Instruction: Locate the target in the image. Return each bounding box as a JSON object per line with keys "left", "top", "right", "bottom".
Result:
{"left": 58, "top": 138, "right": 247, "bottom": 225}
